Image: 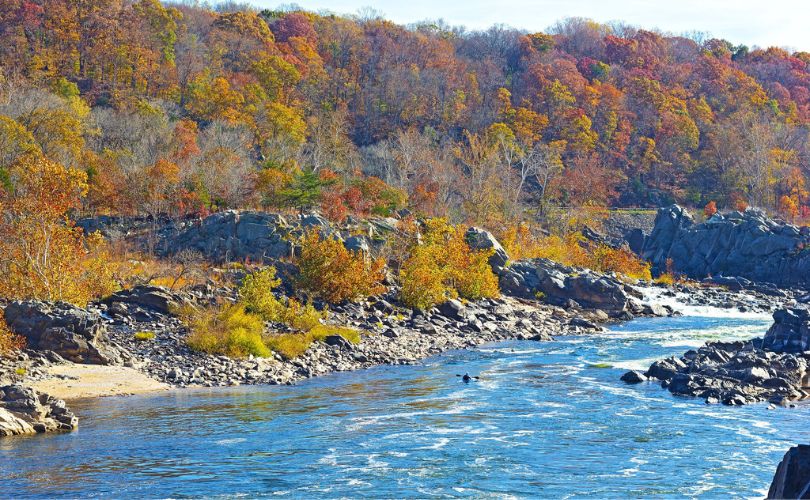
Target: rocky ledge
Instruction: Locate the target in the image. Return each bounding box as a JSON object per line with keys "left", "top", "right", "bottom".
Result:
{"left": 0, "top": 384, "right": 77, "bottom": 437}
{"left": 624, "top": 307, "right": 810, "bottom": 406}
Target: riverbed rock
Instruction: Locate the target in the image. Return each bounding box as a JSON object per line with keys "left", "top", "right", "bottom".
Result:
{"left": 104, "top": 285, "right": 191, "bottom": 315}
{"left": 620, "top": 370, "right": 647, "bottom": 384}
{"left": 639, "top": 205, "right": 810, "bottom": 288}
{"left": 762, "top": 308, "right": 810, "bottom": 353}
{"left": 0, "top": 385, "right": 77, "bottom": 437}
{"left": 4, "top": 301, "right": 119, "bottom": 365}
{"left": 768, "top": 445, "right": 810, "bottom": 499}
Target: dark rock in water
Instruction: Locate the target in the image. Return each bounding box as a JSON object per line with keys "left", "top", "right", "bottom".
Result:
{"left": 763, "top": 308, "right": 810, "bottom": 353}
{"left": 569, "top": 316, "right": 599, "bottom": 330}
{"left": 104, "top": 285, "right": 190, "bottom": 315}
{"left": 639, "top": 204, "right": 810, "bottom": 288}
{"left": 0, "top": 385, "right": 77, "bottom": 437}
{"left": 768, "top": 445, "right": 810, "bottom": 499}
{"left": 620, "top": 370, "right": 647, "bottom": 384}
{"left": 643, "top": 310, "right": 810, "bottom": 405}
{"left": 465, "top": 227, "right": 509, "bottom": 272}
{"left": 499, "top": 258, "right": 630, "bottom": 315}
{"left": 4, "top": 301, "right": 119, "bottom": 365}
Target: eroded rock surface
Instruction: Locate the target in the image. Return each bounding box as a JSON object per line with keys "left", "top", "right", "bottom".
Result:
{"left": 768, "top": 445, "right": 810, "bottom": 499}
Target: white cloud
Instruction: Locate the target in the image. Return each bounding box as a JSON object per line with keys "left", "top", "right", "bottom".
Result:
{"left": 246, "top": 0, "right": 809, "bottom": 51}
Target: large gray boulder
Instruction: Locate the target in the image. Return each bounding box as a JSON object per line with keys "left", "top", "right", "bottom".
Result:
{"left": 4, "top": 301, "right": 119, "bottom": 365}
{"left": 763, "top": 308, "right": 810, "bottom": 353}
{"left": 768, "top": 445, "right": 810, "bottom": 499}
{"left": 499, "top": 258, "right": 630, "bottom": 314}
{"left": 639, "top": 205, "right": 810, "bottom": 287}
{"left": 465, "top": 227, "right": 509, "bottom": 272}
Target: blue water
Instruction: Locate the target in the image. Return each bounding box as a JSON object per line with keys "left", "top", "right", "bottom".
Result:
{"left": 2, "top": 313, "right": 809, "bottom": 498}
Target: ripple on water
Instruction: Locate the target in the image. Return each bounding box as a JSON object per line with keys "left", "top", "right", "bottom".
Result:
{"left": 2, "top": 311, "right": 810, "bottom": 498}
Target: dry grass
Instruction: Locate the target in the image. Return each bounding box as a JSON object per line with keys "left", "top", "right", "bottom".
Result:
{"left": 264, "top": 325, "right": 361, "bottom": 360}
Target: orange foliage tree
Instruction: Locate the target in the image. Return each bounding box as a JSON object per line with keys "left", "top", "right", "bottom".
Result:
{"left": 296, "top": 230, "right": 386, "bottom": 304}
{"left": 0, "top": 155, "right": 115, "bottom": 305}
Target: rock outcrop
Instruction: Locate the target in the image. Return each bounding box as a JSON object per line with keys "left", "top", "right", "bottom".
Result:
{"left": 498, "top": 258, "right": 632, "bottom": 315}
{"left": 103, "top": 285, "right": 192, "bottom": 316}
{"left": 465, "top": 227, "right": 509, "bottom": 272}
{"left": 0, "top": 385, "right": 77, "bottom": 437}
{"left": 164, "top": 211, "right": 293, "bottom": 263}
{"left": 634, "top": 307, "right": 810, "bottom": 405}
{"left": 639, "top": 205, "right": 810, "bottom": 288}
{"left": 768, "top": 445, "right": 810, "bottom": 499}
{"left": 4, "top": 301, "right": 120, "bottom": 365}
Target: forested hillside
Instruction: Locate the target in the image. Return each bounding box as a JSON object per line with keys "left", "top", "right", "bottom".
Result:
{"left": 1, "top": 0, "right": 809, "bottom": 227}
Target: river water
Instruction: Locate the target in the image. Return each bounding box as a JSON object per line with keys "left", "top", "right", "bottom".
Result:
{"left": 2, "top": 303, "right": 809, "bottom": 498}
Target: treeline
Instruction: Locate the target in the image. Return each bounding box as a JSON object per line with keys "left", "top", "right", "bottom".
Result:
{"left": 1, "top": 1, "right": 809, "bottom": 227}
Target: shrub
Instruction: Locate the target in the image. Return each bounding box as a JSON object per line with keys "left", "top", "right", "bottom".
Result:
{"left": 297, "top": 230, "right": 386, "bottom": 304}
{"left": 281, "top": 298, "right": 327, "bottom": 331}
{"left": 588, "top": 245, "right": 652, "bottom": 281}
{"left": 399, "top": 244, "right": 451, "bottom": 310}
{"left": 264, "top": 324, "right": 361, "bottom": 360}
{"left": 182, "top": 303, "right": 270, "bottom": 358}
{"left": 703, "top": 201, "right": 718, "bottom": 218}
{"left": 655, "top": 273, "right": 676, "bottom": 285}
{"left": 239, "top": 267, "right": 285, "bottom": 321}
{"left": 399, "top": 219, "right": 499, "bottom": 310}
{"left": 134, "top": 331, "right": 156, "bottom": 341}
{"left": 0, "top": 313, "right": 24, "bottom": 357}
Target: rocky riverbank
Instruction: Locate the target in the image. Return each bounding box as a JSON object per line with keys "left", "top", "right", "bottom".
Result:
{"left": 626, "top": 307, "right": 810, "bottom": 406}
{"left": 0, "top": 384, "right": 77, "bottom": 437}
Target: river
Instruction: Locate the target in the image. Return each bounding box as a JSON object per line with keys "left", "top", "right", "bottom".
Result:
{"left": 2, "top": 304, "right": 809, "bottom": 498}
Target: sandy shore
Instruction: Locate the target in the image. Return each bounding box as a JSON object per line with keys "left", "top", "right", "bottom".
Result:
{"left": 31, "top": 364, "right": 170, "bottom": 400}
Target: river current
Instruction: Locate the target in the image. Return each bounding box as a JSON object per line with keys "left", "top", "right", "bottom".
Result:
{"left": 2, "top": 299, "right": 808, "bottom": 498}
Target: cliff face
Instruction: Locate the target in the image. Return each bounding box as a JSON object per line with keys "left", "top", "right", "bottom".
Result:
{"left": 639, "top": 205, "right": 810, "bottom": 288}
{"left": 769, "top": 445, "right": 810, "bottom": 499}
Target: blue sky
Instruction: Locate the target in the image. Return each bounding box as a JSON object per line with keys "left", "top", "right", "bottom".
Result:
{"left": 243, "top": 0, "right": 809, "bottom": 51}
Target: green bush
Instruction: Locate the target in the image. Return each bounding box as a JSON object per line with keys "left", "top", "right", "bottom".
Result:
{"left": 239, "top": 267, "right": 285, "bottom": 321}
{"left": 264, "top": 324, "right": 362, "bottom": 360}
{"left": 183, "top": 303, "right": 270, "bottom": 358}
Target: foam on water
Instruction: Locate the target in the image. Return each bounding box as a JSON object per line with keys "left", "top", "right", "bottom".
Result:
{"left": 2, "top": 301, "right": 809, "bottom": 498}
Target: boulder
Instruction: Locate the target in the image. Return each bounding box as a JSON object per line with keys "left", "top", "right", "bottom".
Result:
{"left": 763, "top": 308, "right": 810, "bottom": 353}
{"left": 639, "top": 205, "right": 810, "bottom": 288}
{"left": 103, "top": 285, "right": 190, "bottom": 315}
{"left": 0, "top": 385, "right": 77, "bottom": 437}
{"left": 498, "top": 258, "right": 630, "bottom": 314}
{"left": 620, "top": 370, "right": 647, "bottom": 384}
{"left": 465, "top": 227, "right": 509, "bottom": 272}
{"left": 163, "top": 211, "right": 292, "bottom": 263}
{"left": 4, "top": 301, "right": 119, "bottom": 365}
{"left": 438, "top": 299, "right": 468, "bottom": 320}
{"left": 768, "top": 445, "right": 810, "bottom": 499}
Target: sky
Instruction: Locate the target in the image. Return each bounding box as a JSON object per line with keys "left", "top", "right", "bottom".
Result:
{"left": 242, "top": 0, "right": 810, "bottom": 51}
